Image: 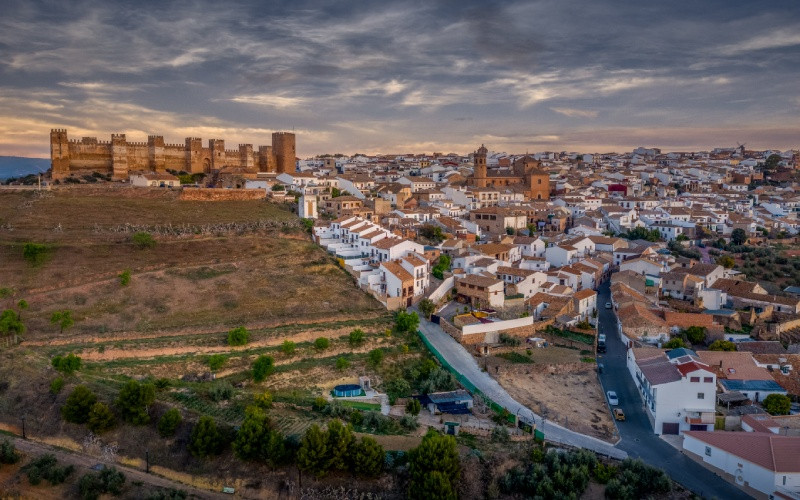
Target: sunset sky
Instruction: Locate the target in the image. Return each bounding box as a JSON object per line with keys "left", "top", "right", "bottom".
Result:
{"left": 1, "top": 0, "right": 799, "bottom": 158}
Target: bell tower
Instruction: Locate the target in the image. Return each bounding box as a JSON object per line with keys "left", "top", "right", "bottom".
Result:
{"left": 473, "top": 144, "right": 488, "bottom": 187}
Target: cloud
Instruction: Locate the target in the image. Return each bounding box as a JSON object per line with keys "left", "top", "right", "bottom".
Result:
{"left": 550, "top": 108, "right": 598, "bottom": 118}
{"left": 229, "top": 94, "right": 305, "bottom": 109}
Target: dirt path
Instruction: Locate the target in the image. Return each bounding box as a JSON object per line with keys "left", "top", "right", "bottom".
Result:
{"left": 2, "top": 435, "right": 229, "bottom": 499}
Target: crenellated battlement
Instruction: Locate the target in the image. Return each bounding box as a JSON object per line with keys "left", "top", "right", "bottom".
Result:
{"left": 51, "top": 128, "right": 67, "bottom": 133}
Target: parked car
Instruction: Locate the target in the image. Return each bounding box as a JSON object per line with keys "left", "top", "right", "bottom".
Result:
{"left": 613, "top": 408, "right": 625, "bottom": 421}
{"left": 607, "top": 391, "right": 619, "bottom": 406}
{"left": 605, "top": 302, "right": 612, "bottom": 309}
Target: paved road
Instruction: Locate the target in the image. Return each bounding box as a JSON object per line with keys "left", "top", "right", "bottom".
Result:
{"left": 417, "top": 310, "right": 627, "bottom": 460}
{"left": 595, "top": 282, "right": 752, "bottom": 499}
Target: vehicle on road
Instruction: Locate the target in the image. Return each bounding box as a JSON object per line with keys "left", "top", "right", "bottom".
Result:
{"left": 597, "top": 333, "right": 606, "bottom": 353}
{"left": 607, "top": 390, "right": 619, "bottom": 406}
{"left": 613, "top": 408, "right": 625, "bottom": 421}
{"left": 605, "top": 302, "right": 612, "bottom": 309}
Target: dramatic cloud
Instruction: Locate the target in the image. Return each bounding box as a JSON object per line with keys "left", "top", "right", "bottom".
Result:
{"left": 0, "top": 0, "right": 798, "bottom": 157}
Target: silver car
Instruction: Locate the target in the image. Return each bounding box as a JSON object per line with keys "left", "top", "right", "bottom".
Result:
{"left": 607, "top": 391, "right": 619, "bottom": 406}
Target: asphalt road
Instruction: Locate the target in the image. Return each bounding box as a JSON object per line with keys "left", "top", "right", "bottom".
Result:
{"left": 595, "top": 281, "right": 752, "bottom": 499}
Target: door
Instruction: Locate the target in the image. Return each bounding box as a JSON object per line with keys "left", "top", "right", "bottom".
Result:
{"left": 690, "top": 424, "right": 707, "bottom": 431}
{"left": 662, "top": 422, "right": 680, "bottom": 435}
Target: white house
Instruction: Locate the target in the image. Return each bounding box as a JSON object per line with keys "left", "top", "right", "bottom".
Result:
{"left": 545, "top": 244, "right": 578, "bottom": 268}
{"left": 619, "top": 257, "right": 666, "bottom": 276}
{"left": 129, "top": 172, "right": 180, "bottom": 187}
{"left": 400, "top": 253, "right": 430, "bottom": 297}
{"left": 369, "top": 238, "right": 425, "bottom": 264}
{"left": 627, "top": 349, "right": 717, "bottom": 435}
{"left": 572, "top": 288, "right": 597, "bottom": 320}
{"left": 683, "top": 431, "right": 800, "bottom": 499}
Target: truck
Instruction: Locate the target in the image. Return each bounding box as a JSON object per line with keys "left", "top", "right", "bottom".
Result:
{"left": 597, "top": 333, "right": 606, "bottom": 353}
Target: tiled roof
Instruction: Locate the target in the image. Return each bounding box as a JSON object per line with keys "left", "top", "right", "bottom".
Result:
{"left": 738, "top": 341, "right": 787, "bottom": 355}
{"left": 381, "top": 260, "right": 414, "bottom": 283}
{"left": 637, "top": 354, "right": 682, "bottom": 385}
{"left": 573, "top": 288, "right": 597, "bottom": 300}
{"left": 676, "top": 360, "right": 713, "bottom": 376}
{"left": 458, "top": 274, "right": 503, "bottom": 288}
{"left": 663, "top": 311, "right": 714, "bottom": 329}
{"left": 697, "top": 351, "right": 774, "bottom": 381}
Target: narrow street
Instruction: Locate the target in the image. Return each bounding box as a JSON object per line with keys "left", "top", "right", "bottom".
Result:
{"left": 595, "top": 282, "right": 751, "bottom": 499}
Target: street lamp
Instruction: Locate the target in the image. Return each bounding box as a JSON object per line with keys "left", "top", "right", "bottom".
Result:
{"left": 21, "top": 415, "right": 26, "bottom": 439}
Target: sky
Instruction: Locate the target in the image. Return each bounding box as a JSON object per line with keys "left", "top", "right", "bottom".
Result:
{"left": 1, "top": 0, "right": 799, "bottom": 158}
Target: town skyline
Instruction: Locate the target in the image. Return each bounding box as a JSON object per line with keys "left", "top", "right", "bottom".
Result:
{"left": 1, "top": 0, "right": 799, "bottom": 158}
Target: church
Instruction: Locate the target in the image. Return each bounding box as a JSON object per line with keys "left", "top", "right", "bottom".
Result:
{"left": 466, "top": 144, "right": 550, "bottom": 200}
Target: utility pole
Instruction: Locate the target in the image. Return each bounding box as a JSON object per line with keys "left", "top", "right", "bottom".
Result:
{"left": 145, "top": 450, "right": 149, "bottom": 473}
{"left": 21, "top": 415, "right": 26, "bottom": 439}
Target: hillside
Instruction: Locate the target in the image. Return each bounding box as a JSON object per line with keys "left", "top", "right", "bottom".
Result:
{"left": 0, "top": 156, "right": 49, "bottom": 179}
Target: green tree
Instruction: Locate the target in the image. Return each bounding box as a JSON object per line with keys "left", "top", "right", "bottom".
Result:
{"left": 716, "top": 255, "right": 735, "bottom": 269}
{"left": 233, "top": 407, "right": 285, "bottom": 467}
{"left": 335, "top": 357, "right": 350, "bottom": 371}
{"left": 348, "top": 329, "right": 365, "bottom": 346}
{"left": 252, "top": 355, "right": 275, "bottom": 382}
{"left": 206, "top": 354, "right": 225, "bottom": 371}
{"left": 188, "top": 416, "right": 223, "bottom": 458}
{"left": 87, "top": 402, "right": 115, "bottom": 434}
{"left": 418, "top": 298, "right": 435, "bottom": 319}
{"left": 281, "top": 340, "right": 296, "bottom": 355}
{"left": 684, "top": 326, "right": 706, "bottom": 345}
{"left": 62, "top": 385, "right": 98, "bottom": 424}
{"left": 384, "top": 378, "right": 411, "bottom": 404}
{"left": 325, "top": 419, "right": 355, "bottom": 471}
{"left": 296, "top": 424, "right": 329, "bottom": 477}
{"left": 226, "top": 326, "right": 250, "bottom": 346}
{"left": 763, "top": 394, "right": 791, "bottom": 415}
{"left": 16, "top": 299, "right": 28, "bottom": 321}
{"left": 765, "top": 153, "right": 782, "bottom": 171}
{"left": 623, "top": 227, "right": 661, "bottom": 242}
{"left": 406, "top": 398, "right": 422, "bottom": 416}
{"left": 254, "top": 391, "right": 273, "bottom": 409}
{"left": 79, "top": 466, "right": 126, "bottom": 500}
{"left": 51, "top": 353, "right": 82, "bottom": 374}
{"left": 132, "top": 232, "right": 156, "bottom": 249}
{"left": 22, "top": 242, "right": 49, "bottom": 266}
{"left": 350, "top": 436, "right": 384, "bottom": 477}
{"left": 367, "top": 348, "right": 384, "bottom": 367}
{"left": 663, "top": 337, "right": 687, "bottom": 349}
{"left": 0, "top": 439, "right": 20, "bottom": 464}
{"left": 0, "top": 309, "right": 25, "bottom": 337}
{"left": 408, "top": 430, "right": 460, "bottom": 500}
{"left": 314, "top": 337, "right": 330, "bottom": 350}
{"left": 394, "top": 311, "right": 420, "bottom": 334}
{"left": 158, "top": 408, "right": 182, "bottom": 437}
{"left": 50, "top": 310, "right": 74, "bottom": 334}
{"left": 50, "top": 377, "right": 65, "bottom": 394}
{"left": 731, "top": 228, "right": 747, "bottom": 246}
{"left": 119, "top": 269, "right": 131, "bottom": 286}
{"left": 115, "top": 380, "right": 156, "bottom": 425}
{"left": 708, "top": 340, "right": 737, "bottom": 351}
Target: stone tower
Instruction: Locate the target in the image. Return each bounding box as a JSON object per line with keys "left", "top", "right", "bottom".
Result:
{"left": 148, "top": 135, "right": 166, "bottom": 171}
{"left": 50, "top": 129, "right": 70, "bottom": 180}
{"left": 473, "top": 144, "right": 488, "bottom": 188}
{"left": 185, "top": 137, "right": 204, "bottom": 173}
{"left": 111, "top": 134, "right": 129, "bottom": 180}
{"left": 258, "top": 145, "right": 275, "bottom": 172}
{"left": 238, "top": 144, "right": 254, "bottom": 171}
{"left": 272, "top": 132, "right": 296, "bottom": 174}
{"left": 209, "top": 139, "right": 226, "bottom": 171}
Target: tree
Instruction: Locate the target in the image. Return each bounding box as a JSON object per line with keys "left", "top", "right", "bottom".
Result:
{"left": 254, "top": 391, "right": 273, "bottom": 409}
{"left": 226, "top": 326, "right": 249, "bottom": 346}
{"left": 348, "top": 329, "right": 365, "bottom": 346}
{"left": 115, "top": 380, "right": 156, "bottom": 425}
{"left": 132, "top": 232, "right": 156, "bottom": 249}
{"left": 765, "top": 153, "right": 782, "bottom": 171}
{"left": 325, "top": 419, "right": 355, "bottom": 471}
{"left": 189, "top": 416, "right": 223, "bottom": 458}
{"left": 418, "top": 299, "right": 435, "bottom": 319}
{"left": 368, "top": 348, "right": 384, "bottom": 367}
{"left": 716, "top": 255, "right": 735, "bottom": 269}
{"left": 420, "top": 225, "right": 445, "bottom": 243}
{"left": 79, "top": 466, "right": 126, "bottom": 499}
{"left": 350, "top": 436, "right": 384, "bottom": 477}
{"left": 684, "top": 326, "right": 706, "bottom": 345}
{"left": 22, "top": 242, "right": 49, "bottom": 266}
{"left": 731, "top": 228, "right": 747, "bottom": 246}
{"left": 406, "top": 398, "right": 422, "bottom": 416}
{"left": 206, "top": 354, "right": 225, "bottom": 371}
{"left": 87, "top": 402, "right": 115, "bottom": 434}
{"left": 335, "top": 357, "right": 350, "bottom": 371}
{"left": 505, "top": 227, "right": 515, "bottom": 235}
{"left": 281, "top": 340, "right": 296, "bottom": 355}
{"left": 51, "top": 353, "right": 82, "bottom": 374}
{"left": 663, "top": 338, "right": 686, "bottom": 349}
{"left": 0, "top": 309, "right": 25, "bottom": 337}
{"left": 623, "top": 227, "right": 661, "bottom": 242}
{"left": 50, "top": 310, "right": 74, "bottom": 334}
{"left": 16, "top": 299, "right": 28, "bottom": 321}
{"left": 0, "top": 439, "right": 20, "bottom": 465}
{"left": 314, "top": 337, "right": 330, "bottom": 350}
{"left": 763, "top": 394, "right": 791, "bottom": 415}
{"left": 119, "top": 269, "right": 131, "bottom": 286}
{"left": 394, "top": 311, "right": 420, "bottom": 334}
{"left": 62, "top": 385, "right": 98, "bottom": 424}
{"left": 408, "top": 430, "right": 460, "bottom": 500}
{"left": 708, "top": 340, "right": 736, "bottom": 351}
{"left": 296, "top": 424, "right": 329, "bottom": 477}
{"left": 252, "top": 355, "right": 275, "bottom": 382}
{"left": 233, "top": 407, "right": 285, "bottom": 467}
{"left": 158, "top": 408, "right": 182, "bottom": 437}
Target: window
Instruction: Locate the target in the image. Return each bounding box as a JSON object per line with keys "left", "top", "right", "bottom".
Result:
{"left": 697, "top": 392, "right": 705, "bottom": 399}
{"left": 690, "top": 377, "right": 700, "bottom": 383}
{"left": 705, "top": 446, "right": 711, "bottom": 457}
{"left": 703, "top": 377, "right": 713, "bottom": 383}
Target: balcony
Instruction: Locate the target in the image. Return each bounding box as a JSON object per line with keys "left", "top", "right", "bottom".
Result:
{"left": 685, "top": 412, "right": 715, "bottom": 425}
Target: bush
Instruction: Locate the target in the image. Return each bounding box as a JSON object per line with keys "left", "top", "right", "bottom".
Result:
{"left": 78, "top": 466, "right": 126, "bottom": 500}
{"left": 394, "top": 311, "right": 419, "bottom": 334}
{"left": 233, "top": 407, "right": 286, "bottom": 467}
{"left": 62, "top": 385, "right": 98, "bottom": 424}
{"left": 384, "top": 378, "right": 412, "bottom": 404}
{"left": 206, "top": 354, "right": 225, "bottom": 371}
{"left": 116, "top": 380, "right": 156, "bottom": 425}
{"left": 50, "top": 377, "right": 65, "bottom": 394}
{"left": 408, "top": 430, "right": 460, "bottom": 500}
{"left": 401, "top": 414, "right": 419, "bottom": 430}
{"left": 314, "top": 337, "right": 330, "bottom": 350}
{"left": 763, "top": 394, "right": 791, "bottom": 415}
{"left": 368, "top": 348, "right": 384, "bottom": 366}
{"left": 663, "top": 337, "right": 686, "bottom": 349}
{"left": 499, "top": 333, "right": 521, "bottom": 347}
{"left": 188, "top": 416, "right": 224, "bottom": 458}
{"left": 312, "top": 397, "right": 328, "bottom": 412}
{"left": 132, "top": 232, "right": 156, "bottom": 249}
{"left": 207, "top": 382, "right": 234, "bottom": 402}
{"left": 348, "top": 329, "right": 365, "bottom": 346}
{"left": 351, "top": 436, "right": 385, "bottom": 477}
{"left": 87, "top": 402, "right": 116, "bottom": 434}
{"left": 254, "top": 391, "right": 273, "bottom": 409}
{"left": 500, "top": 448, "right": 597, "bottom": 499}
{"left": 158, "top": 408, "right": 182, "bottom": 437}
{"left": 0, "top": 439, "right": 20, "bottom": 464}
{"left": 491, "top": 425, "right": 510, "bottom": 443}
{"left": 227, "top": 326, "right": 250, "bottom": 346}
{"left": 604, "top": 458, "right": 671, "bottom": 499}
{"left": 281, "top": 340, "right": 296, "bottom": 355}
{"left": 406, "top": 398, "right": 421, "bottom": 416}
{"left": 154, "top": 378, "right": 171, "bottom": 390}
{"left": 594, "top": 462, "right": 618, "bottom": 484}
{"left": 253, "top": 355, "right": 275, "bottom": 382}
{"left": 119, "top": 269, "right": 131, "bottom": 286}
{"left": 22, "top": 243, "right": 49, "bottom": 266}
{"left": 708, "top": 340, "right": 736, "bottom": 351}
{"left": 683, "top": 326, "right": 706, "bottom": 345}
{"left": 52, "top": 353, "right": 82, "bottom": 374}
{"left": 335, "top": 357, "right": 350, "bottom": 370}
{"left": 23, "top": 454, "right": 74, "bottom": 486}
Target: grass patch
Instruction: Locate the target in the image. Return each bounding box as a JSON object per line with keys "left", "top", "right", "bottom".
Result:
{"left": 497, "top": 352, "right": 534, "bottom": 364}
{"left": 581, "top": 357, "right": 596, "bottom": 363}
{"left": 337, "top": 400, "right": 381, "bottom": 411}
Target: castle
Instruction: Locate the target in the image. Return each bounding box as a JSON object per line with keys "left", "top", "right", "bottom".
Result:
{"left": 467, "top": 144, "right": 550, "bottom": 200}
{"left": 49, "top": 129, "right": 296, "bottom": 180}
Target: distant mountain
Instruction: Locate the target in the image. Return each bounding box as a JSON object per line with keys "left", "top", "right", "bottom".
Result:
{"left": 0, "top": 156, "right": 50, "bottom": 179}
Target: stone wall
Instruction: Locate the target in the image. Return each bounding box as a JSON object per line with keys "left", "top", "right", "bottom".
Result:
{"left": 440, "top": 318, "right": 464, "bottom": 342}
{"left": 178, "top": 188, "right": 265, "bottom": 201}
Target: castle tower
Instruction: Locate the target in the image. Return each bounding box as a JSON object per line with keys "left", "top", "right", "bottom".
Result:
{"left": 238, "top": 144, "right": 254, "bottom": 171}
{"left": 148, "top": 135, "right": 165, "bottom": 171}
{"left": 185, "top": 137, "right": 204, "bottom": 173}
{"left": 111, "top": 133, "right": 129, "bottom": 180}
{"left": 473, "top": 144, "right": 488, "bottom": 188}
{"left": 209, "top": 139, "right": 225, "bottom": 171}
{"left": 272, "top": 132, "right": 296, "bottom": 174}
{"left": 50, "top": 129, "right": 70, "bottom": 180}
{"left": 258, "top": 145, "right": 275, "bottom": 172}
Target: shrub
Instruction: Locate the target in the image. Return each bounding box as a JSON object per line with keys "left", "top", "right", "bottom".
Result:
{"left": 406, "top": 398, "right": 421, "bottom": 416}
{"left": 206, "top": 354, "right": 225, "bottom": 371}
{"left": 23, "top": 454, "right": 74, "bottom": 486}
{"left": 763, "top": 394, "right": 791, "bottom": 415}
{"left": 132, "top": 232, "right": 156, "bottom": 249}
{"left": 154, "top": 378, "right": 171, "bottom": 390}
{"left": 663, "top": 337, "right": 686, "bottom": 349}
{"left": 50, "top": 377, "right": 65, "bottom": 394}
{"left": 51, "top": 353, "right": 82, "bottom": 374}
{"left": 188, "top": 416, "right": 224, "bottom": 458}
{"left": 0, "top": 439, "right": 20, "bottom": 464}
{"left": 115, "top": 380, "right": 156, "bottom": 425}
{"left": 314, "top": 337, "right": 330, "bottom": 350}
{"left": 335, "top": 357, "right": 350, "bottom": 370}
{"left": 207, "top": 382, "right": 234, "bottom": 402}
{"left": 351, "top": 436, "right": 385, "bottom": 477}
{"left": 594, "top": 462, "right": 618, "bottom": 484}
{"left": 254, "top": 391, "right": 273, "bottom": 409}
{"left": 227, "top": 326, "right": 250, "bottom": 346}
{"left": 401, "top": 415, "right": 419, "bottom": 430}
{"left": 281, "top": 340, "right": 296, "bottom": 355}
{"left": 348, "top": 329, "right": 365, "bottom": 346}
{"left": 78, "top": 466, "right": 126, "bottom": 500}
{"left": 499, "top": 333, "right": 521, "bottom": 347}
{"left": 62, "top": 385, "right": 98, "bottom": 424}
{"left": 87, "top": 402, "right": 116, "bottom": 434}
{"left": 394, "top": 311, "right": 419, "bottom": 334}
{"left": 119, "top": 269, "right": 131, "bottom": 286}
{"left": 683, "top": 326, "right": 706, "bottom": 345}
{"left": 604, "top": 458, "right": 671, "bottom": 499}
{"left": 22, "top": 243, "right": 49, "bottom": 266}
{"left": 708, "top": 340, "right": 736, "bottom": 351}
{"left": 312, "top": 397, "right": 328, "bottom": 412}
{"left": 252, "top": 355, "right": 275, "bottom": 382}
{"left": 408, "top": 430, "right": 460, "bottom": 500}
{"left": 367, "top": 348, "right": 384, "bottom": 366}
{"left": 491, "top": 425, "right": 510, "bottom": 443}
{"left": 233, "top": 407, "right": 285, "bottom": 467}
{"left": 158, "top": 408, "right": 182, "bottom": 437}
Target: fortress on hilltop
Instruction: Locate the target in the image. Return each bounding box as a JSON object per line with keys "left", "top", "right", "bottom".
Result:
{"left": 49, "top": 129, "right": 296, "bottom": 180}
{"left": 467, "top": 144, "right": 550, "bottom": 199}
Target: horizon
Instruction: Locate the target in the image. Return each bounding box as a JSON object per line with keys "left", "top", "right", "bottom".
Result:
{"left": 0, "top": 1, "right": 798, "bottom": 157}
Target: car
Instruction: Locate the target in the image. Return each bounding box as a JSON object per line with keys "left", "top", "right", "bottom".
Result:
{"left": 607, "top": 391, "right": 619, "bottom": 406}
{"left": 613, "top": 408, "right": 625, "bottom": 421}
{"left": 605, "top": 302, "right": 612, "bottom": 309}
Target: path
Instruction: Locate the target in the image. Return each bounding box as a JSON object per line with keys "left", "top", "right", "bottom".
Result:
{"left": 416, "top": 312, "right": 627, "bottom": 459}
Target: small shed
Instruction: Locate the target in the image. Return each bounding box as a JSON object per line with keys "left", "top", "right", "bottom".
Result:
{"left": 526, "top": 337, "right": 547, "bottom": 348}
{"left": 333, "top": 384, "right": 362, "bottom": 398}
{"left": 426, "top": 390, "right": 473, "bottom": 415}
